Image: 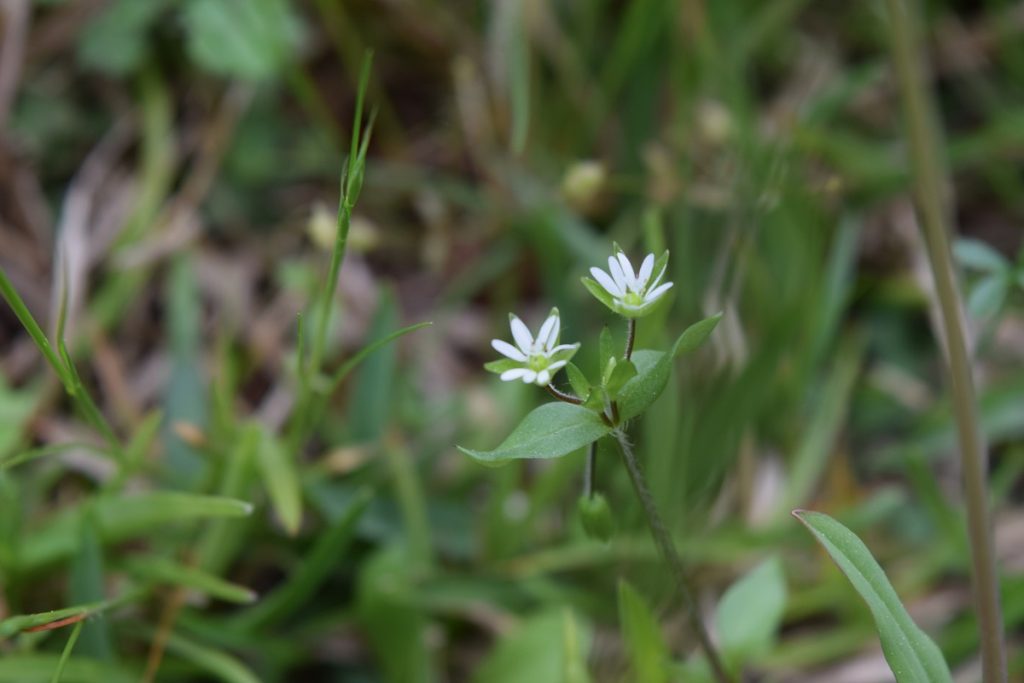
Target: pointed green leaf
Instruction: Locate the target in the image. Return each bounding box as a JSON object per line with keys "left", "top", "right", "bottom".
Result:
{"left": 793, "top": 511, "right": 952, "bottom": 683}
{"left": 605, "top": 358, "right": 637, "bottom": 396}
{"left": 716, "top": 556, "right": 787, "bottom": 668}
{"left": 967, "top": 274, "right": 1009, "bottom": 319}
{"left": 617, "top": 313, "right": 721, "bottom": 421}
{"left": 582, "top": 276, "right": 616, "bottom": 313}
{"left": 565, "top": 363, "right": 591, "bottom": 400}
{"left": 254, "top": 426, "right": 302, "bottom": 536}
{"left": 953, "top": 239, "right": 1007, "bottom": 272}
{"left": 618, "top": 580, "right": 669, "bottom": 683}
{"left": 459, "top": 403, "right": 611, "bottom": 464}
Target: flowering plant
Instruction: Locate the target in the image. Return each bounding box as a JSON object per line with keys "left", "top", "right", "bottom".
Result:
{"left": 458, "top": 246, "right": 730, "bottom": 680}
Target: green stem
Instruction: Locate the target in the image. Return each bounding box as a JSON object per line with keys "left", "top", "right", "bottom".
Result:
{"left": 885, "top": 1, "right": 1006, "bottom": 679}
{"left": 584, "top": 442, "right": 596, "bottom": 498}
{"left": 545, "top": 384, "right": 583, "bottom": 405}
{"left": 624, "top": 318, "right": 636, "bottom": 360}
{"left": 613, "top": 430, "right": 732, "bottom": 683}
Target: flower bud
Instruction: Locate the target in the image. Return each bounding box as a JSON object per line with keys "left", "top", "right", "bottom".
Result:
{"left": 578, "top": 493, "right": 614, "bottom": 543}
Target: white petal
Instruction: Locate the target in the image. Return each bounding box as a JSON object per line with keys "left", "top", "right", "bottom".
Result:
{"left": 536, "top": 314, "right": 557, "bottom": 351}
{"left": 608, "top": 256, "right": 628, "bottom": 291}
{"left": 536, "top": 369, "right": 551, "bottom": 385}
{"left": 544, "top": 314, "right": 561, "bottom": 352}
{"left": 616, "top": 252, "right": 638, "bottom": 290}
{"left": 500, "top": 368, "right": 530, "bottom": 381}
{"left": 644, "top": 281, "right": 673, "bottom": 302}
{"left": 509, "top": 315, "right": 534, "bottom": 355}
{"left": 547, "top": 360, "right": 567, "bottom": 372}
{"left": 590, "top": 267, "right": 623, "bottom": 297}
{"left": 637, "top": 253, "right": 654, "bottom": 287}
{"left": 492, "top": 339, "right": 528, "bottom": 361}
{"left": 521, "top": 370, "right": 537, "bottom": 384}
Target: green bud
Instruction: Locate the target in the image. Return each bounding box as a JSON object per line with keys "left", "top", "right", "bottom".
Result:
{"left": 578, "top": 493, "right": 614, "bottom": 543}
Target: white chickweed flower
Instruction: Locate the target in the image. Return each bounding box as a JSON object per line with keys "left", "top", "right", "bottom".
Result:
{"left": 486, "top": 308, "right": 580, "bottom": 387}
{"left": 582, "top": 248, "right": 673, "bottom": 318}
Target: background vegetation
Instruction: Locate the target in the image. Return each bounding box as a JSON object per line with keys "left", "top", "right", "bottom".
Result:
{"left": 0, "top": 0, "right": 1022, "bottom": 680}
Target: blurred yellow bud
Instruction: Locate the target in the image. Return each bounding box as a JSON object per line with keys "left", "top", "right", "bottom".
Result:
{"left": 561, "top": 160, "right": 608, "bottom": 216}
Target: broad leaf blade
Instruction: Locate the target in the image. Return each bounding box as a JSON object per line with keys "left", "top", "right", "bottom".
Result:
{"left": 794, "top": 511, "right": 952, "bottom": 683}
{"left": 716, "top": 556, "right": 787, "bottom": 668}
{"left": 459, "top": 403, "right": 611, "bottom": 464}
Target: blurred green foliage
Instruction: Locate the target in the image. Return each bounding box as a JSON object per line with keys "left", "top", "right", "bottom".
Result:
{"left": 0, "top": 0, "right": 1023, "bottom": 681}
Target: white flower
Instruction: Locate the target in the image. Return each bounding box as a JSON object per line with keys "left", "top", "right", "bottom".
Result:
{"left": 486, "top": 308, "right": 579, "bottom": 386}
{"left": 583, "top": 249, "right": 672, "bottom": 318}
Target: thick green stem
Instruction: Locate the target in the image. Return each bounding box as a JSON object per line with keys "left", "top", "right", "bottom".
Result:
{"left": 885, "top": 1, "right": 1006, "bottom": 679}
{"left": 614, "top": 431, "right": 732, "bottom": 683}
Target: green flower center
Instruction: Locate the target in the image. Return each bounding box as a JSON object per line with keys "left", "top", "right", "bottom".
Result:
{"left": 623, "top": 291, "right": 644, "bottom": 307}
{"left": 527, "top": 354, "right": 551, "bottom": 372}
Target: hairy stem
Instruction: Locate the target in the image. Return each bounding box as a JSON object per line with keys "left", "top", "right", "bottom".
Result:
{"left": 614, "top": 430, "right": 732, "bottom": 683}
{"left": 624, "top": 318, "right": 636, "bottom": 360}
{"left": 545, "top": 384, "right": 583, "bottom": 405}
{"left": 885, "top": 1, "right": 1006, "bottom": 679}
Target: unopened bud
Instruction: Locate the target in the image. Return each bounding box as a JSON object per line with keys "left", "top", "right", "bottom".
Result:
{"left": 578, "top": 493, "right": 614, "bottom": 543}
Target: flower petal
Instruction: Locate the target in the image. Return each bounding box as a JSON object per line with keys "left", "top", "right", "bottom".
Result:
{"left": 509, "top": 315, "right": 534, "bottom": 355}
{"left": 608, "top": 256, "right": 628, "bottom": 292}
{"left": 591, "top": 267, "right": 623, "bottom": 297}
{"left": 536, "top": 369, "right": 551, "bottom": 386}
{"left": 637, "top": 253, "right": 654, "bottom": 287}
{"left": 521, "top": 370, "right": 537, "bottom": 384}
{"left": 644, "top": 281, "right": 673, "bottom": 302}
{"left": 491, "top": 339, "right": 528, "bottom": 361}
{"left": 500, "top": 368, "right": 530, "bottom": 381}
{"left": 616, "top": 252, "right": 637, "bottom": 290}
{"left": 536, "top": 314, "right": 557, "bottom": 351}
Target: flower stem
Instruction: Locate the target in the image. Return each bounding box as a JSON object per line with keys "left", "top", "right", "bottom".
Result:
{"left": 624, "top": 318, "right": 636, "bottom": 360}
{"left": 545, "top": 384, "right": 583, "bottom": 405}
{"left": 584, "top": 442, "right": 596, "bottom": 498}
{"left": 613, "top": 430, "right": 732, "bottom": 683}
{"left": 885, "top": 0, "right": 1006, "bottom": 679}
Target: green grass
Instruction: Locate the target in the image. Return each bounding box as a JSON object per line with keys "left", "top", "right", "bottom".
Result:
{"left": 0, "top": 0, "right": 1022, "bottom": 680}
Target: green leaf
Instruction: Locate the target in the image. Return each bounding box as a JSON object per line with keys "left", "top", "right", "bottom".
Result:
{"left": 0, "top": 655, "right": 134, "bottom": 683}
{"left": 582, "top": 277, "right": 616, "bottom": 313}
{"left": 327, "top": 321, "right": 432, "bottom": 391}
{"left": 160, "top": 631, "right": 260, "bottom": 683}
{"left": 123, "top": 556, "right": 256, "bottom": 605}
{"left": 617, "top": 313, "right": 721, "bottom": 421}
{"left": 458, "top": 403, "right": 612, "bottom": 464}
{"left": 716, "top": 557, "right": 787, "bottom": 668}
{"left": 967, "top": 274, "right": 1009, "bottom": 319}
{"left": 232, "top": 487, "right": 371, "bottom": 629}
{"left": 50, "top": 621, "right": 84, "bottom": 683}
{"left": 617, "top": 580, "right": 669, "bottom": 683}
{"left": 17, "top": 493, "right": 253, "bottom": 570}
{"left": 473, "top": 610, "right": 592, "bottom": 683}
{"left": 69, "top": 513, "right": 113, "bottom": 660}
{"left": 605, "top": 358, "right": 637, "bottom": 396}
{"left": 565, "top": 363, "right": 591, "bottom": 399}
{"left": 77, "top": 0, "right": 171, "bottom": 75}
{"left": 953, "top": 238, "right": 1008, "bottom": 272}
{"left": 793, "top": 511, "right": 953, "bottom": 683}
{"left": 183, "top": 0, "right": 303, "bottom": 81}
{"left": 673, "top": 311, "right": 723, "bottom": 357}
{"left": 254, "top": 426, "right": 302, "bottom": 536}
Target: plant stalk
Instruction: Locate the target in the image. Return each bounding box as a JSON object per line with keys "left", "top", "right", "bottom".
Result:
{"left": 546, "top": 384, "right": 583, "bottom": 405}
{"left": 614, "top": 430, "right": 732, "bottom": 683}
{"left": 624, "top": 318, "right": 636, "bottom": 360}
{"left": 885, "top": 0, "right": 1006, "bottom": 679}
